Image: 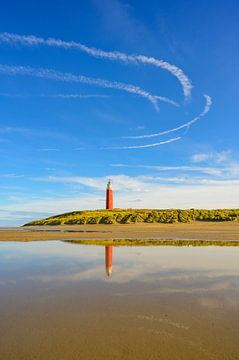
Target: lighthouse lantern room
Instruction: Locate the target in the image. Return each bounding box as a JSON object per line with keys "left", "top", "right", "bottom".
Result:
{"left": 106, "top": 180, "right": 113, "bottom": 210}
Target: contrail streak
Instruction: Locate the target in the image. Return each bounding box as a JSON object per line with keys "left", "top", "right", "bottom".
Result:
{"left": 51, "top": 93, "right": 177, "bottom": 106}
{"left": 107, "top": 136, "right": 181, "bottom": 149}
{"left": 0, "top": 64, "right": 159, "bottom": 110}
{"left": 45, "top": 94, "right": 111, "bottom": 99}
{"left": 0, "top": 32, "right": 192, "bottom": 98}
{"left": 0, "top": 92, "right": 111, "bottom": 99}
{"left": 124, "top": 94, "right": 212, "bottom": 139}
{"left": 155, "top": 96, "right": 179, "bottom": 107}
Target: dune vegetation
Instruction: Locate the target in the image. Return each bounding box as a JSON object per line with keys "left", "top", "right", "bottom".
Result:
{"left": 24, "top": 208, "right": 239, "bottom": 226}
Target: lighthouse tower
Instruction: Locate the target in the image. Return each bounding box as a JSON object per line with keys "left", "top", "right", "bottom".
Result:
{"left": 106, "top": 180, "right": 113, "bottom": 210}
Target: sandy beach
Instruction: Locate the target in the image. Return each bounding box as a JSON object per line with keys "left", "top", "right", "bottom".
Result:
{"left": 1, "top": 222, "right": 239, "bottom": 242}
{"left": 1, "top": 241, "right": 239, "bottom": 360}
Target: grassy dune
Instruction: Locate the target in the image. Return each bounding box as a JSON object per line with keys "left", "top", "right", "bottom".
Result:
{"left": 24, "top": 208, "right": 239, "bottom": 226}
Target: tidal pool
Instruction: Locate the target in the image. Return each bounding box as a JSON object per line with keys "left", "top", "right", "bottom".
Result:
{"left": 0, "top": 241, "right": 239, "bottom": 360}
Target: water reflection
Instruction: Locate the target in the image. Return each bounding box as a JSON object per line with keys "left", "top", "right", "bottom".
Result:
{"left": 1, "top": 241, "right": 239, "bottom": 360}
{"left": 105, "top": 245, "right": 113, "bottom": 277}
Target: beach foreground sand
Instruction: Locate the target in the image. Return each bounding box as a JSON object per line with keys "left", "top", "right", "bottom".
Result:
{"left": 0, "top": 222, "right": 239, "bottom": 242}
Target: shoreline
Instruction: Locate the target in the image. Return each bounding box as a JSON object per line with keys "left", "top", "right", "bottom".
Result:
{"left": 0, "top": 222, "right": 239, "bottom": 242}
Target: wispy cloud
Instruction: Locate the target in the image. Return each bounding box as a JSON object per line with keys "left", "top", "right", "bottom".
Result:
{"left": 0, "top": 92, "right": 26, "bottom": 98}
{"left": 0, "top": 32, "right": 192, "bottom": 98}
{"left": 133, "top": 125, "right": 145, "bottom": 131}
{"left": 191, "top": 151, "right": 231, "bottom": 164}
{"left": 16, "top": 174, "right": 239, "bottom": 214}
{"left": 34, "top": 173, "right": 239, "bottom": 190}
{"left": 0, "top": 209, "right": 54, "bottom": 226}
{"left": 226, "top": 164, "right": 239, "bottom": 176}
{"left": 0, "top": 126, "right": 34, "bottom": 135}
{"left": 0, "top": 64, "right": 161, "bottom": 110}
{"left": 0, "top": 126, "right": 74, "bottom": 142}
{"left": 124, "top": 94, "right": 212, "bottom": 139}
{"left": 0, "top": 173, "right": 24, "bottom": 178}
{"left": 111, "top": 164, "right": 223, "bottom": 176}
{"left": 2, "top": 171, "right": 239, "bottom": 225}
{"left": 37, "top": 148, "right": 60, "bottom": 152}
{"left": 112, "top": 160, "right": 239, "bottom": 178}
{"left": 33, "top": 174, "right": 147, "bottom": 191}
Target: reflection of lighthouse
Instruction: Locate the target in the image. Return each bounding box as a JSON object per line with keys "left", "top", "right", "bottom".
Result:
{"left": 105, "top": 246, "right": 113, "bottom": 277}
{"left": 106, "top": 180, "right": 113, "bottom": 210}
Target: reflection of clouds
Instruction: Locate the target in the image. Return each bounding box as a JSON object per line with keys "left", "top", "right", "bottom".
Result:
{"left": 0, "top": 279, "right": 17, "bottom": 285}
{"left": 1, "top": 243, "right": 239, "bottom": 296}
{"left": 0, "top": 241, "right": 104, "bottom": 262}
{"left": 156, "top": 279, "right": 239, "bottom": 294}
{"left": 136, "top": 314, "right": 189, "bottom": 330}
{"left": 25, "top": 265, "right": 239, "bottom": 305}
{"left": 199, "top": 296, "right": 238, "bottom": 309}
{"left": 3, "top": 242, "right": 239, "bottom": 273}
{"left": 27, "top": 266, "right": 104, "bottom": 283}
{"left": 114, "top": 246, "right": 239, "bottom": 274}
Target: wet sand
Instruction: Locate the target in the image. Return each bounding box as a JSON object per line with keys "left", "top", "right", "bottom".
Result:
{"left": 1, "top": 288, "right": 239, "bottom": 360}
{"left": 0, "top": 221, "right": 239, "bottom": 241}
{"left": 1, "top": 242, "right": 239, "bottom": 360}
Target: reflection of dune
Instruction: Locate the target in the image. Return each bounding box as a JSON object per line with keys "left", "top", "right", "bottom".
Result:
{"left": 105, "top": 246, "right": 113, "bottom": 277}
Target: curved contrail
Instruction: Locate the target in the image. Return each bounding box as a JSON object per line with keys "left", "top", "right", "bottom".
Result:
{"left": 124, "top": 94, "right": 212, "bottom": 139}
{"left": 0, "top": 64, "right": 162, "bottom": 110}
{"left": 0, "top": 33, "right": 213, "bottom": 151}
{"left": 107, "top": 136, "right": 181, "bottom": 149}
{"left": 155, "top": 96, "right": 179, "bottom": 107}
{"left": 0, "top": 32, "right": 192, "bottom": 98}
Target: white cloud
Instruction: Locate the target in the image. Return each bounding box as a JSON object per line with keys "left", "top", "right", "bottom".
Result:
{"left": 191, "top": 153, "right": 210, "bottom": 162}
{"left": 111, "top": 160, "right": 239, "bottom": 178}
{"left": 37, "top": 148, "right": 60, "bottom": 152}
{"left": 133, "top": 125, "right": 145, "bottom": 131}
{"left": 191, "top": 151, "right": 231, "bottom": 164}
{"left": 0, "top": 173, "right": 24, "bottom": 178}
{"left": 1, "top": 171, "right": 239, "bottom": 225}
{"left": 227, "top": 164, "right": 239, "bottom": 176}
{"left": 2, "top": 181, "right": 239, "bottom": 226}
{"left": 33, "top": 173, "right": 239, "bottom": 189}
{"left": 33, "top": 174, "right": 146, "bottom": 192}
{"left": 0, "top": 209, "right": 54, "bottom": 226}
{"left": 111, "top": 164, "right": 223, "bottom": 176}
{"left": 0, "top": 126, "right": 75, "bottom": 142}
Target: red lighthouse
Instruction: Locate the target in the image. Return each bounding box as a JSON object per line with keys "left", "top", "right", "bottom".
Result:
{"left": 106, "top": 180, "right": 113, "bottom": 210}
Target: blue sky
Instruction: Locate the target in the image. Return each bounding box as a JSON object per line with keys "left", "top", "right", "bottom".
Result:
{"left": 0, "top": 0, "right": 239, "bottom": 225}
